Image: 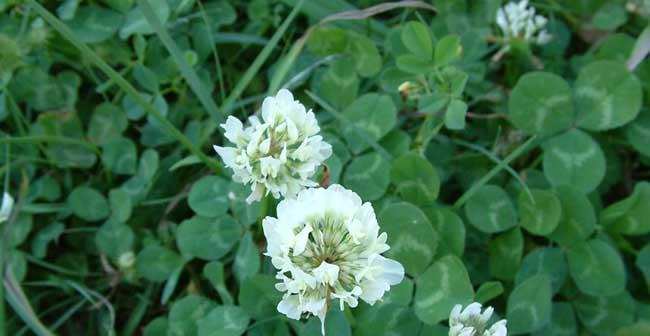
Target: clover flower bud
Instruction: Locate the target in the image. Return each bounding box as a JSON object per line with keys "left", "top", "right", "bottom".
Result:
{"left": 117, "top": 251, "right": 136, "bottom": 269}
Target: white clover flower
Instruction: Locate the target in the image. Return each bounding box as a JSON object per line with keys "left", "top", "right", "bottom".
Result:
{"left": 0, "top": 192, "right": 14, "bottom": 223}
{"left": 496, "top": 0, "right": 552, "bottom": 46}
{"left": 627, "top": 0, "right": 650, "bottom": 17}
{"left": 263, "top": 184, "right": 404, "bottom": 335}
{"left": 214, "top": 89, "right": 332, "bottom": 203}
{"left": 449, "top": 303, "right": 507, "bottom": 336}
{"left": 117, "top": 251, "right": 135, "bottom": 269}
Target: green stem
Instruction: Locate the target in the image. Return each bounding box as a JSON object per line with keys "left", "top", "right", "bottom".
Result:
{"left": 217, "top": 0, "right": 305, "bottom": 116}
{"left": 4, "top": 270, "right": 55, "bottom": 336}
{"left": 197, "top": 0, "right": 226, "bottom": 104}
{"left": 136, "top": 0, "right": 222, "bottom": 122}
{"left": 121, "top": 285, "right": 154, "bottom": 336}
{"left": 450, "top": 137, "right": 533, "bottom": 203}
{"left": 0, "top": 136, "right": 100, "bottom": 154}
{"left": 257, "top": 194, "right": 270, "bottom": 237}
{"left": 453, "top": 136, "right": 538, "bottom": 209}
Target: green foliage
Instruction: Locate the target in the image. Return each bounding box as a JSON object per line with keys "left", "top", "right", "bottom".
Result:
{"left": 517, "top": 188, "right": 562, "bottom": 236}
{"left": 601, "top": 181, "right": 650, "bottom": 234}
{"left": 187, "top": 176, "right": 229, "bottom": 217}
{"left": 176, "top": 215, "right": 241, "bottom": 260}
{"left": 379, "top": 202, "right": 437, "bottom": 276}
{"left": 574, "top": 60, "right": 642, "bottom": 131}
{"left": 507, "top": 275, "right": 552, "bottom": 334}
{"left": 136, "top": 244, "right": 183, "bottom": 282}
{"left": 197, "top": 305, "right": 249, "bottom": 336}
{"left": 414, "top": 255, "right": 474, "bottom": 324}
{"left": 2, "top": 0, "right": 650, "bottom": 335}
{"left": 567, "top": 239, "right": 626, "bottom": 296}
{"left": 340, "top": 93, "right": 396, "bottom": 153}
{"left": 343, "top": 152, "right": 390, "bottom": 200}
{"left": 543, "top": 129, "right": 606, "bottom": 193}
{"left": 465, "top": 184, "right": 517, "bottom": 233}
{"left": 508, "top": 72, "right": 573, "bottom": 135}
{"left": 390, "top": 152, "right": 440, "bottom": 205}
{"left": 67, "top": 186, "right": 109, "bottom": 222}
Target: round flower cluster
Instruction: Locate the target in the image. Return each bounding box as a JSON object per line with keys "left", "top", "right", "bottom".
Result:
{"left": 449, "top": 303, "right": 507, "bottom": 336}
{"left": 263, "top": 184, "right": 404, "bottom": 334}
{"left": 214, "top": 89, "right": 332, "bottom": 203}
{"left": 496, "top": 0, "right": 552, "bottom": 46}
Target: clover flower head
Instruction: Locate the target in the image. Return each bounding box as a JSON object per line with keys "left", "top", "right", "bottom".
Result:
{"left": 0, "top": 192, "right": 14, "bottom": 224}
{"left": 496, "top": 0, "right": 552, "bottom": 46}
{"left": 449, "top": 302, "right": 507, "bottom": 336}
{"left": 214, "top": 89, "right": 332, "bottom": 203}
{"left": 263, "top": 184, "right": 404, "bottom": 335}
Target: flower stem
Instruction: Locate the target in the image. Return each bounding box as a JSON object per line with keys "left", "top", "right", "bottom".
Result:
{"left": 257, "top": 194, "right": 271, "bottom": 237}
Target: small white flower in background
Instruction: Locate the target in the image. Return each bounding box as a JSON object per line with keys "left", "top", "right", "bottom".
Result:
{"left": 117, "top": 251, "right": 136, "bottom": 269}
{"left": 263, "top": 184, "right": 404, "bottom": 335}
{"left": 0, "top": 192, "right": 14, "bottom": 223}
{"left": 214, "top": 89, "right": 332, "bottom": 203}
{"left": 449, "top": 302, "right": 507, "bottom": 336}
{"left": 627, "top": 0, "right": 650, "bottom": 17}
{"left": 496, "top": 0, "right": 552, "bottom": 46}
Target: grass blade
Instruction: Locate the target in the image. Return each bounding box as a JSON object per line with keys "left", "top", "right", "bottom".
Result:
{"left": 0, "top": 136, "right": 100, "bottom": 154}
{"left": 25, "top": 0, "right": 221, "bottom": 174}
{"left": 218, "top": 0, "right": 305, "bottom": 116}
{"left": 453, "top": 136, "right": 539, "bottom": 209}
{"left": 161, "top": 265, "right": 183, "bottom": 304}
{"left": 121, "top": 285, "right": 154, "bottom": 336}
{"left": 628, "top": 23, "right": 650, "bottom": 71}
{"left": 4, "top": 271, "right": 55, "bottom": 336}
{"left": 197, "top": 0, "right": 305, "bottom": 147}
{"left": 448, "top": 137, "right": 534, "bottom": 203}
{"left": 50, "top": 300, "right": 85, "bottom": 331}
{"left": 136, "top": 0, "right": 222, "bottom": 123}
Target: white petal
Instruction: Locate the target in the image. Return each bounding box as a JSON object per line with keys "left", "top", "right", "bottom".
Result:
{"left": 275, "top": 88, "right": 295, "bottom": 105}
{"left": 480, "top": 306, "right": 494, "bottom": 324}
{"left": 259, "top": 137, "right": 271, "bottom": 154}
{"left": 461, "top": 302, "right": 483, "bottom": 320}
{"left": 220, "top": 116, "right": 245, "bottom": 144}
{"left": 246, "top": 183, "right": 265, "bottom": 203}
{"left": 486, "top": 319, "right": 507, "bottom": 336}
{"left": 312, "top": 261, "right": 340, "bottom": 286}
{"left": 0, "top": 192, "right": 14, "bottom": 223}
{"left": 260, "top": 156, "right": 282, "bottom": 178}
{"left": 450, "top": 304, "right": 463, "bottom": 321}
{"left": 448, "top": 325, "right": 465, "bottom": 336}
{"left": 347, "top": 202, "right": 378, "bottom": 244}
{"left": 277, "top": 295, "right": 302, "bottom": 320}
{"left": 293, "top": 225, "right": 312, "bottom": 256}
{"left": 359, "top": 278, "right": 389, "bottom": 305}
{"left": 213, "top": 145, "right": 237, "bottom": 167}
{"left": 287, "top": 268, "right": 317, "bottom": 291}
{"left": 377, "top": 256, "right": 405, "bottom": 285}
{"left": 285, "top": 118, "right": 299, "bottom": 142}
